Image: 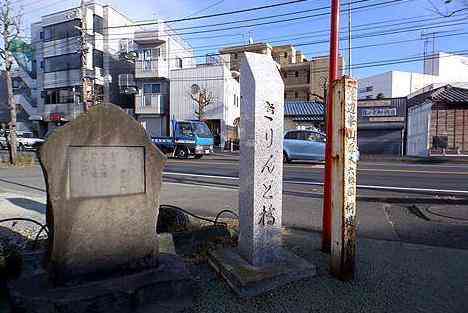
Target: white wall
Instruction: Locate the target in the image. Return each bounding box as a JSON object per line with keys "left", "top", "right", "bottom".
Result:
{"left": 359, "top": 53, "right": 468, "bottom": 100}
{"left": 436, "top": 52, "right": 468, "bottom": 82}
{"left": 407, "top": 101, "right": 432, "bottom": 157}
{"left": 357, "top": 72, "right": 392, "bottom": 99}
{"left": 169, "top": 63, "right": 240, "bottom": 143}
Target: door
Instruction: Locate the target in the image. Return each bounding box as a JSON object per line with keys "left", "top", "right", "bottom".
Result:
{"left": 284, "top": 130, "right": 302, "bottom": 159}
{"left": 302, "top": 131, "right": 326, "bottom": 160}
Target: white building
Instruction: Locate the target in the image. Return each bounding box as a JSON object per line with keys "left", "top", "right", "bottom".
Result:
{"left": 169, "top": 61, "right": 240, "bottom": 147}
{"left": 121, "top": 22, "right": 194, "bottom": 137}
{"left": 358, "top": 52, "right": 468, "bottom": 100}
{"left": 12, "top": 3, "right": 136, "bottom": 136}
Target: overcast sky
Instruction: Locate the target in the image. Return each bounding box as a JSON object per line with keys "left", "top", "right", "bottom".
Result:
{"left": 15, "top": 0, "right": 468, "bottom": 78}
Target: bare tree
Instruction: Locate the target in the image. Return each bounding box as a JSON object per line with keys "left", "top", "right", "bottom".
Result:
{"left": 190, "top": 88, "right": 216, "bottom": 121}
{"left": 0, "top": 0, "right": 22, "bottom": 165}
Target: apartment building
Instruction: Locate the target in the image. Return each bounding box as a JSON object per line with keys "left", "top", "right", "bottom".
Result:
{"left": 219, "top": 43, "right": 343, "bottom": 102}
{"left": 120, "top": 23, "right": 195, "bottom": 137}
{"left": 12, "top": 3, "right": 135, "bottom": 136}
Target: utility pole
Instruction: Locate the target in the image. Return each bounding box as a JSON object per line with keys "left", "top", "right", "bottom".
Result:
{"left": 80, "top": 0, "right": 91, "bottom": 112}
{"left": 322, "top": 0, "right": 340, "bottom": 253}
{"left": 347, "top": 0, "right": 352, "bottom": 76}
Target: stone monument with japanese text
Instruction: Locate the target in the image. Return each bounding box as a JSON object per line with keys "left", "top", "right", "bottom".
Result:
{"left": 40, "top": 104, "right": 166, "bottom": 283}
{"left": 238, "top": 52, "right": 285, "bottom": 265}
{"left": 209, "top": 52, "right": 316, "bottom": 297}
{"left": 9, "top": 104, "right": 193, "bottom": 313}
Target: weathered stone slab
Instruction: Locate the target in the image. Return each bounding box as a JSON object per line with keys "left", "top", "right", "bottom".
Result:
{"left": 208, "top": 248, "right": 316, "bottom": 298}
{"left": 39, "top": 104, "right": 166, "bottom": 284}
{"left": 9, "top": 254, "right": 193, "bottom": 313}
{"left": 238, "top": 52, "right": 284, "bottom": 266}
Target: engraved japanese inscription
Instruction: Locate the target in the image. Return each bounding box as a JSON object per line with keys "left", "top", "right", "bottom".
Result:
{"left": 68, "top": 146, "right": 145, "bottom": 198}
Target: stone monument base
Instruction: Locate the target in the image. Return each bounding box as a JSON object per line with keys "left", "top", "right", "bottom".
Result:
{"left": 9, "top": 254, "right": 193, "bottom": 313}
{"left": 208, "top": 247, "right": 316, "bottom": 298}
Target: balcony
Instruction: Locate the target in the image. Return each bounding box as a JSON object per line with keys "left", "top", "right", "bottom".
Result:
{"left": 118, "top": 74, "right": 137, "bottom": 94}
{"left": 134, "top": 29, "right": 166, "bottom": 45}
{"left": 44, "top": 69, "right": 80, "bottom": 89}
{"left": 135, "top": 59, "right": 168, "bottom": 79}
{"left": 135, "top": 94, "right": 165, "bottom": 115}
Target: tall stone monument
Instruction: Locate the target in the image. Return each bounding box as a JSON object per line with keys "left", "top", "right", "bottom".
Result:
{"left": 238, "top": 52, "right": 284, "bottom": 265}
{"left": 209, "top": 53, "right": 315, "bottom": 297}
{"left": 9, "top": 104, "right": 193, "bottom": 313}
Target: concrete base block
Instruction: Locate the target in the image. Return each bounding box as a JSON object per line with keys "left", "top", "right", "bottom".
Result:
{"left": 208, "top": 247, "right": 316, "bottom": 298}
{"left": 9, "top": 254, "right": 193, "bottom": 313}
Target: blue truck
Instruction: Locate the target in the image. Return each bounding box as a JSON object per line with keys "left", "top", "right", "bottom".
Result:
{"left": 152, "top": 120, "right": 214, "bottom": 159}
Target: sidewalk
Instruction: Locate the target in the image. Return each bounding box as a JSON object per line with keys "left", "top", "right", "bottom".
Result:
{"left": 182, "top": 228, "right": 468, "bottom": 313}
{"left": 1, "top": 185, "right": 467, "bottom": 312}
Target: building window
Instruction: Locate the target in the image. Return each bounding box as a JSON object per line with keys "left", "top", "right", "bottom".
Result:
{"left": 39, "top": 32, "right": 44, "bottom": 39}
{"left": 295, "top": 71, "right": 299, "bottom": 77}
{"left": 44, "top": 87, "right": 75, "bottom": 104}
{"left": 366, "top": 86, "right": 373, "bottom": 92}
{"left": 143, "top": 83, "right": 161, "bottom": 94}
{"left": 176, "top": 57, "right": 183, "bottom": 68}
{"left": 44, "top": 53, "right": 81, "bottom": 73}
{"left": 93, "top": 49, "right": 104, "bottom": 69}
{"left": 294, "top": 91, "right": 298, "bottom": 98}
{"left": 43, "top": 19, "right": 81, "bottom": 42}
{"left": 234, "top": 53, "right": 238, "bottom": 59}
{"left": 93, "top": 14, "right": 104, "bottom": 35}
{"left": 284, "top": 52, "right": 288, "bottom": 58}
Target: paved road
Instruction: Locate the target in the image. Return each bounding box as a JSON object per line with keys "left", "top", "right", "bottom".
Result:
{"left": 1, "top": 154, "right": 467, "bottom": 249}
{"left": 163, "top": 154, "right": 468, "bottom": 195}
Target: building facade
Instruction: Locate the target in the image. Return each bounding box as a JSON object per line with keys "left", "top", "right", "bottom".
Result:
{"left": 12, "top": 3, "right": 135, "bottom": 136}
{"left": 219, "top": 43, "right": 343, "bottom": 102}
{"left": 357, "top": 97, "right": 407, "bottom": 156}
{"left": 169, "top": 62, "right": 240, "bottom": 147}
{"left": 406, "top": 85, "right": 468, "bottom": 157}
{"left": 122, "top": 23, "right": 195, "bottom": 137}
{"left": 358, "top": 53, "right": 468, "bottom": 100}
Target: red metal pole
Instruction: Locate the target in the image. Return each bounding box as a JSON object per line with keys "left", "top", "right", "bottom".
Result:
{"left": 322, "top": 0, "right": 340, "bottom": 253}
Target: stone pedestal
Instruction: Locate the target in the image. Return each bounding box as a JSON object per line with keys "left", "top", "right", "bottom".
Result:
{"left": 9, "top": 254, "right": 193, "bottom": 313}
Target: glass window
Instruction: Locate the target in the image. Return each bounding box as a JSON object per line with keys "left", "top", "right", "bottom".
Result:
{"left": 44, "top": 87, "right": 75, "bottom": 104}
{"left": 177, "top": 57, "right": 183, "bottom": 68}
{"left": 93, "top": 49, "right": 103, "bottom": 68}
{"left": 295, "top": 71, "right": 299, "bottom": 77}
{"left": 43, "top": 19, "right": 81, "bottom": 42}
{"left": 304, "top": 132, "right": 326, "bottom": 142}
{"left": 93, "top": 15, "right": 104, "bottom": 35}
{"left": 143, "top": 83, "right": 160, "bottom": 94}
{"left": 44, "top": 53, "right": 81, "bottom": 73}
{"left": 284, "top": 52, "right": 288, "bottom": 58}
{"left": 177, "top": 122, "right": 193, "bottom": 136}
{"left": 285, "top": 131, "right": 300, "bottom": 140}
{"left": 192, "top": 122, "right": 212, "bottom": 138}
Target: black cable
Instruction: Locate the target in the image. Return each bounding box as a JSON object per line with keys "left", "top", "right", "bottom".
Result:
{"left": 214, "top": 209, "right": 239, "bottom": 224}
{"left": 159, "top": 204, "right": 224, "bottom": 225}
{"left": 32, "top": 223, "right": 49, "bottom": 249}
{"left": 0, "top": 217, "right": 48, "bottom": 233}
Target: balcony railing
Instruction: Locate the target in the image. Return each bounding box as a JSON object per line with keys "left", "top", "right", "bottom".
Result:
{"left": 135, "top": 94, "right": 165, "bottom": 115}
{"left": 135, "top": 59, "right": 168, "bottom": 78}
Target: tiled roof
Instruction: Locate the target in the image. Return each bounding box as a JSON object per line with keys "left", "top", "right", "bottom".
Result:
{"left": 284, "top": 100, "right": 324, "bottom": 116}
{"left": 408, "top": 85, "right": 468, "bottom": 107}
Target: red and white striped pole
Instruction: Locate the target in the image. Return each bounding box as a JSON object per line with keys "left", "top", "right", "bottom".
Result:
{"left": 322, "top": 0, "right": 340, "bottom": 253}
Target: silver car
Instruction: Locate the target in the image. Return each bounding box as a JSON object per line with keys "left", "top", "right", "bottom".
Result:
{"left": 283, "top": 129, "right": 326, "bottom": 163}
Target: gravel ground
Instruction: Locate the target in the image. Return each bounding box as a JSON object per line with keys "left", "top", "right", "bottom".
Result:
{"left": 180, "top": 229, "right": 468, "bottom": 313}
